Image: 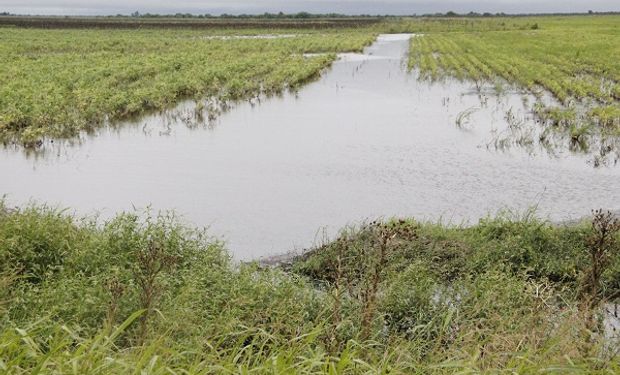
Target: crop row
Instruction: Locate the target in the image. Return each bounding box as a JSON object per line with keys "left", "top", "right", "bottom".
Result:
{"left": 411, "top": 32, "right": 619, "bottom": 105}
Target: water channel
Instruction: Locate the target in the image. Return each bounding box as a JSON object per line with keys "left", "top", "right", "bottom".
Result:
{"left": 1, "top": 34, "right": 619, "bottom": 260}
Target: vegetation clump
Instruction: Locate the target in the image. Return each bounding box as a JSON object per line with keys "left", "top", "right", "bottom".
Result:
{"left": 1, "top": 201, "right": 619, "bottom": 373}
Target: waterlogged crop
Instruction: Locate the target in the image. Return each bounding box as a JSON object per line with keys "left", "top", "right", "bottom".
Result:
{"left": 409, "top": 15, "right": 620, "bottom": 163}
{"left": 0, "top": 28, "right": 375, "bottom": 145}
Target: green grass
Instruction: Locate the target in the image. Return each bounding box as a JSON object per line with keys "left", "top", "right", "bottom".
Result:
{"left": 1, "top": 202, "right": 619, "bottom": 373}
{"left": 0, "top": 27, "right": 375, "bottom": 145}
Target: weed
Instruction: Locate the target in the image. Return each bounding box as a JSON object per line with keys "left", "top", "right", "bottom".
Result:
{"left": 132, "top": 239, "right": 179, "bottom": 342}
{"left": 582, "top": 209, "right": 620, "bottom": 306}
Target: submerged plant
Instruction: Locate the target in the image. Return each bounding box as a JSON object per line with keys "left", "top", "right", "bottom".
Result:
{"left": 455, "top": 106, "right": 479, "bottom": 128}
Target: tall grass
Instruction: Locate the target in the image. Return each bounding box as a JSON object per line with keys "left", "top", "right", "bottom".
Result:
{"left": 1, "top": 201, "right": 619, "bottom": 373}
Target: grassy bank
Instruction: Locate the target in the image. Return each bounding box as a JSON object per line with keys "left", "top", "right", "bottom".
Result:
{"left": 1, "top": 202, "right": 619, "bottom": 373}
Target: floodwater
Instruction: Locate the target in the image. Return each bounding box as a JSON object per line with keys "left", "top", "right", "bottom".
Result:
{"left": 1, "top": 34, "right": 619, "bottom": 260}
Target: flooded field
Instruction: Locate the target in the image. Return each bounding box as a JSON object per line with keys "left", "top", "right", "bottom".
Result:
{"left": 1, "top": 34, "right": 619, "bottom": 260}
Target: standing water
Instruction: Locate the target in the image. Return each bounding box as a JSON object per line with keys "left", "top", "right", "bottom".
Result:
{"left": 1, "top": 34, "right": 619, "bottom": 259}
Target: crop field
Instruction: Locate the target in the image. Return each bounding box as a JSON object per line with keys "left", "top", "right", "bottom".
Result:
{"left": 409, "top": 16, "right": 620, "bottom": 160}
{"left": 0, "top": 27, "right": 375, "bottom": 145}
{"left": 0, "top": 16, "right": 563, "bottom": 147}
{"left": 2, "top": 14, "right": 620, "bottom": 374}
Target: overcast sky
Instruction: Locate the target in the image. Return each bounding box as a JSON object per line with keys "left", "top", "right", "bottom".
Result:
{"left": 1, "top": 0, "right": 618, "bottom": 16}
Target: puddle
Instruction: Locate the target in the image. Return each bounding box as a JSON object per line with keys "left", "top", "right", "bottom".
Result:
{"left": 1, "top": 34, "right": 619, "bottom": 260}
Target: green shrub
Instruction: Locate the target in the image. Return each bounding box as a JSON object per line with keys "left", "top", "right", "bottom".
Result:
{"left": 0, "top": 203, "right": 86, "bottom": 284}
{"left": 381, "top": 262, "right": 447, "bottom": 337}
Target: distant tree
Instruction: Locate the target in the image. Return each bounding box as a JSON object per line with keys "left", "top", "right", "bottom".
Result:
{"left": 445, "top": 11, "right": 458, "bottom": 17}
{"left": 588, "top": 10, "right": 594, "bottom": 14}
{"left": 482, "top": 12, "right": 493, "bottom": 17}
{"left": 294, "top": 11, "right": 311, "bottom": 19}
{"left": 131, "top": 11, "right": 140, "bottom": 17}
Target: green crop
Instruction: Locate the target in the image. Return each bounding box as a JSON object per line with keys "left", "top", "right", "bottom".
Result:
{"left": 0, "top": 28, "right": 375, "bottom": 145}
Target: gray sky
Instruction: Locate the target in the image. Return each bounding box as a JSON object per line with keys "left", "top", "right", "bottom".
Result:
{"left": 1, "top": 0, "right": 618, "bottom": 16}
